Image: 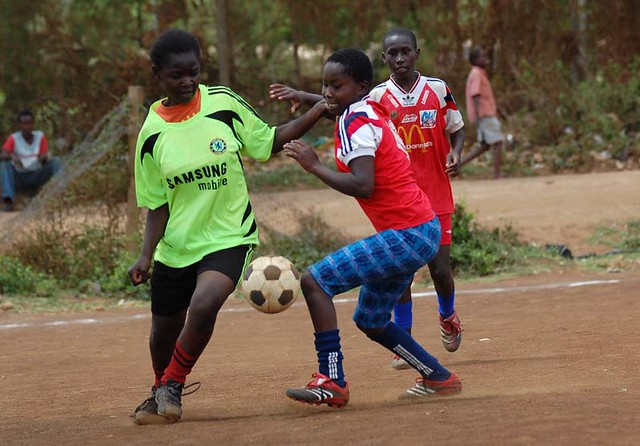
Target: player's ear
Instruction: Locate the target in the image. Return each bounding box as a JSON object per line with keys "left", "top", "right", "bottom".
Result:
{"left": 358, "top": 80, "right": 371, "bottom": 97}
{"left": 415, "top": 48, "right": 420, "bottom": 59}
{"left": 152, "top": 65, "right": 160, "bottom": 80}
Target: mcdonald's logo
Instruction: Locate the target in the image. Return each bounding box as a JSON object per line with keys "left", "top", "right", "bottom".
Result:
{"left": 397, "top": 124, "right": 432, "bottom": 153}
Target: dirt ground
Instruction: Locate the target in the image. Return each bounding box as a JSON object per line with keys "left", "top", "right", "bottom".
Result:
{"left": 1, "top": 171, "right": 639, "bottom": 446}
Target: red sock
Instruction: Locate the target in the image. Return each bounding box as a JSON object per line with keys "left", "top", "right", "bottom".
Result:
{"left": 162, "top": 342, "right": 199, "bottom": 385}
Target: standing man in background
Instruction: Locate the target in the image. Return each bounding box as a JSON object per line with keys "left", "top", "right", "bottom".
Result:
{"left": 461, "top": 47, "right": 505, "bottom": 179}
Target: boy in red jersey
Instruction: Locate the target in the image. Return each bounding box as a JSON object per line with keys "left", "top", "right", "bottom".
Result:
{"left": 270, "top": 28, "right": 465, "bottom": 370}
{"left": 283, "top": 48, "right": 461, "bottom": 407}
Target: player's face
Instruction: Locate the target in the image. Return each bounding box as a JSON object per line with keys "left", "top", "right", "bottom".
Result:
{"left": 154, "top": 51, "right": 201, "bottom": 105}
{"left": 321, "top": 61, "right": 369, "bottom": 117}
{"left": 19, "top": 115, "right": 34, "bottom": 136}
{"left": 382, "top": 34, "right": 419, "bottom": 79}
{"left": 476, "top": 50, "right": 489, "bottom": 68}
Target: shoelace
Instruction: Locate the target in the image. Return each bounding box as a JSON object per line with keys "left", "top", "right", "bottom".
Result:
{"left": 182, "top": 381, "right": 201, "bottom": 396}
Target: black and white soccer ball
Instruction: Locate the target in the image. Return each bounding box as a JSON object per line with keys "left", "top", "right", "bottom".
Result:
{"left": 241, "top": 256, "right": 301, "bottom": 314}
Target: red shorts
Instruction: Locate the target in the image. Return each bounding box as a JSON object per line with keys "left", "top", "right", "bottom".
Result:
{"left": 438, "top": 213, "right": 452, "bottom": 245}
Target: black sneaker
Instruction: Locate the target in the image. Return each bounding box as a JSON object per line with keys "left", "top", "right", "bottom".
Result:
{"left": 155, "top": 379, "right": 201, "bottom": 423}
{"left": 3, "top": 199, "right": 13, "bottom": 212}
{"left": 131, "top": 387, "right": 171, "bottom": 425}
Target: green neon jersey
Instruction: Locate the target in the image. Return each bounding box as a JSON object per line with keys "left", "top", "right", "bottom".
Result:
{"left": 134, "top": 84, "right": 275, "bottom": 268}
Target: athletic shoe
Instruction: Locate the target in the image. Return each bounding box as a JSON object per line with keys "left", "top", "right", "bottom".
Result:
{"left": 391, "top": 354, "right": 412, "bottom": 370}
{"left": 440, "top": 312, "right": 462, "bottom": 352}
{"left": 155, "top": 380, "right": 201, "bottom": 423}
{"left": 286, "top": 372, "right": 349, "bottom": 408}
{"left": 132, "top": 387, "right": 172, "bottom": 425}
{"left": 400, "top": 373, "right": 462, "bottom": 400}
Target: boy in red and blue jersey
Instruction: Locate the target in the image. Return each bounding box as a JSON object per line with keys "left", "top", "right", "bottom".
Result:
{"left": 270, "top": 29, "right": 465, "bottom": 370}
{"left": 283, "top": 48, "right": 461, "bottom": 407}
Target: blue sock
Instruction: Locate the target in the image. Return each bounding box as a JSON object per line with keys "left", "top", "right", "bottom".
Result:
{"left": 314, "top": 329, "right": 345, "bottom": 387}
{"left": 393, "top": 301, "right": 413, "bottom": 332}
{"left": 367, "top": 322, "right": 450, "bottom": 380}
{"left": 437, "top": 291, "right": 455, "bottom": 319}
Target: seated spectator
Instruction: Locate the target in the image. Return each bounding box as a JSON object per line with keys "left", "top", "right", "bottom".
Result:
{"left": 0, "top": 110, "right": 61, "bottom": 211}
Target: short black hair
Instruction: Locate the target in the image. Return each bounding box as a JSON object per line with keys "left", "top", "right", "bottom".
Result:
{"left": 149, "top": 29, "right": 201, "bottom": 68}
{"left": 469, "top": 47, "right": 484, "bottom": 65}
{"left": 383, "top": 27, "right": 417, "bottom": 50}
{"left": 17, "top": 109, "right": 34, "bottom": 122}
{"left": 326, "top": 48, "right": 373, "bottom": 85}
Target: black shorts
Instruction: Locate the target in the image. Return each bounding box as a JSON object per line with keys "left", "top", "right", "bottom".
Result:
{"left": 150, "top": 245, "right": 254, "bottom": 316}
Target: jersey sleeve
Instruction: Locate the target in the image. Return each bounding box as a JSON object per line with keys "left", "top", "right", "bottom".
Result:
{"left": 442, "top": 82, "right": 465, "bottom": 134}
{"left": 2, "top": 135, "right": 15, "bottom": 152}
{"left": 134, "top": 129, "right": 166, "bottom": 210}
{"left": 232, "top": 93, "right": 276, "bottom": 162}
{"left": 39, "top": 134, "right": 49, "bottom": 155}
{"left": 338, "top": 112, "right": 380, "bottom": 166}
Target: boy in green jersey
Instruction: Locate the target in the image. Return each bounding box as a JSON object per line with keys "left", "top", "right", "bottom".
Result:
{"left": 129, "top": 29, "right": 327, "bottom": 425}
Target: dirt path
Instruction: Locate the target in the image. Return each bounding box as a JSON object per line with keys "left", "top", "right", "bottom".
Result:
{"left": 252, "top": 170, "right": 640, "bottom": 257}
{"left": 1, "top": 270, "right": 638, "bottom": 445}
{"left": 1, "top": 171, "right": 639, "bottom": 445}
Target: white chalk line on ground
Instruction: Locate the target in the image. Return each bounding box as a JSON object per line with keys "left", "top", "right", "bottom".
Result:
{"left": 0, "top": 279, "right": 620, "bottom": 331}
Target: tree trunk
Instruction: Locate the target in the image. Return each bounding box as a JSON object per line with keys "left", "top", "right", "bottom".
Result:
{"left": 215, "top": 0, "right": 231, "bottom": 86}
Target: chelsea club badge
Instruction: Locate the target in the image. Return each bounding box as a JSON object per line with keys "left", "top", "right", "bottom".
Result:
{"left": 209, "top": 138, "right": 227, "bottom": 154}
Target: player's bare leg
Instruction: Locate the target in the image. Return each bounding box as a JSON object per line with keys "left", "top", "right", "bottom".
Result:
{"left": 492, "top": 140, "right": 504, "bottom": 178}
{"left": 133, "top": 311, "right": 187, "bottom": 425}
{"left": 461, "top": 141, "right": 490, "bottom": 167}
{"left": 155, "top": 272, "right": 234, "bottom": 422}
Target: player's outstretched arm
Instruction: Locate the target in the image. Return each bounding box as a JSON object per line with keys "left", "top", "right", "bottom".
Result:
{"left": 269, "top": 83, "right": 323, "bottom": 113}
{"left": 128, "top": 204, "right": 169, "bottom": 286}
{"left": 284, "top": 139, "right": 374, "bottom": 198}
{"left": 272, "top": 100, "right": 328, "bottom": 153}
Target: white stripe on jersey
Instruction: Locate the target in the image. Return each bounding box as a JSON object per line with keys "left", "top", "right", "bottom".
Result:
{"left": 337, "top": 101, "right": 380, "bottom": 165}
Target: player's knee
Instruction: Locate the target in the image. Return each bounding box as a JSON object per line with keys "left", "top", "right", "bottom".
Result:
{"left": 353, "top": 311, "right": 390, "bottom": 335}
{"left": 299, "top": 272, "right": 321, "bottom": 299}
{"left": 429, "top": 263, "right": 452, "bottom": 284}
{"left": 357, "top": 323, "right": 384, "bottom": 338}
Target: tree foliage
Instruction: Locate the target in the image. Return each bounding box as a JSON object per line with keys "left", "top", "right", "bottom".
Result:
{"left": 0, "top": 0, "right": 637, "bottom": 157}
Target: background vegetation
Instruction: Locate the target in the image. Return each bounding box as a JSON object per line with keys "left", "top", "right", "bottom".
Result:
{"left": 0, "top": 0, "right": 638, "bottom": 306}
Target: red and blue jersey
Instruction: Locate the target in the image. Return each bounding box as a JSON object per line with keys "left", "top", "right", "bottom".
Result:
{"left": 369, "top": 74, "right": 464, "bottom": 215}
{"left": 334, "top": 98, "right": 434, "bottom": 232}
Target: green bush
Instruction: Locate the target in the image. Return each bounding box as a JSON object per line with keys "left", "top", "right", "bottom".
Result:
{"left": 0, "top": 256, "right": 58, "bottom": 296}
{"left": 588, "top": 219, "right": 640, "bottom": 251}
{"left": 451, "top": 202, "right": 526, "bottom": 276}
{"left": 257, "top": 212, "right": 350, "bottom": 272}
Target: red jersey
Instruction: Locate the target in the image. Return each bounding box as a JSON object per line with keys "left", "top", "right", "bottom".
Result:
{"left": 369, "top": 74, "right": 464, "bottom": 215}
{"left": 334, "top": 98, "right": 433, "bottom": 232}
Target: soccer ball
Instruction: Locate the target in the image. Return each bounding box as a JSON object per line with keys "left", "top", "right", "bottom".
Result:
{"left": 241, "top": 256, "right": 301, "bottom": 314}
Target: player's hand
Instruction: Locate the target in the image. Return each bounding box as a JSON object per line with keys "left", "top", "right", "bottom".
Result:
{"left": 128, "top": 257, "right": 151, "bottom": 286}
{"left": 12, "top": 156, "right": 24, "bottom": 169}
{"left": 283, "top": 139, "right": 320, "bottom": 173}
{"left": 445, "top": 152, "right": 462, "bottom": 178}
{"left": 269, "top": 83, "right": 302, "bottom": 113}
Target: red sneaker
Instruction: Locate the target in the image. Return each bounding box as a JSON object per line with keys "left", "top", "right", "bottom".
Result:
{"left": 286, "top": 373, "right": 350, "bottom": 408}
{"left": 440, "top": 311, "right": 463, "bottom": 352}
{"left": 400, "top": 373, "right": 462, "bottom": 399}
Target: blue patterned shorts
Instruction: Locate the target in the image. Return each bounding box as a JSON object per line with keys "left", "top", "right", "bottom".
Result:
{"left": 308, "top": 217, "right": 441, "bottom": 328}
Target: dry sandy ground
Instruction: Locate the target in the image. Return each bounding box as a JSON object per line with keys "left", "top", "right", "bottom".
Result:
{"left": 252, "top": 170, "right": 640, "bottom": 257}
{"left": 1, "top": 171, "right": 639, "bottom": 445}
